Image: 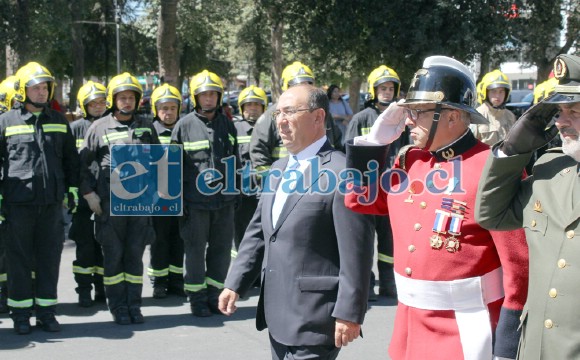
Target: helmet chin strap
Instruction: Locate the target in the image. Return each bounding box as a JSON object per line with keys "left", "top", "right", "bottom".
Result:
{"left": 378, "top": 100, "right": 393, "bottom": 107}
{"left": 25, "top": 98, "right": 49, "bottom": 109}
{"left": 422, "top": 103, "right": 442, "bottom": 151}
{"left": 201, "top": 107, "right": 217, "bottom": 114}
{"left": 119, "top": 109, "right": 135, "bottom": 116}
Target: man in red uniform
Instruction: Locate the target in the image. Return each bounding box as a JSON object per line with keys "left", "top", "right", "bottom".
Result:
{"left": 344, "top": 56, "right": 528, "bottom": 360}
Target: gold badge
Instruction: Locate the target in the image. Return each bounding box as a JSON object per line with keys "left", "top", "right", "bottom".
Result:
{"left": 434, "top": 91, "right": 445, "bottom": 101}
{"left": 441, "top": 148, "right": 455, "bottom": 160}
{"left": 533, "top": 200, "right": 542, "bottom": 213}
{"left": 445, "top": 236, "right": 460, "bottom": 253}
{"left": 554, "top": 58, "right": 567, "bottom": 80}
{"left": 430, "top": 234, "right": 444, "bottom": 249}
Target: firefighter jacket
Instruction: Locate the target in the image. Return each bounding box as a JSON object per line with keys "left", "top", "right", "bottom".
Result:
{"left": 344, "top": 105, "right": 410, "bottom": 167}
{"left": 233, "top": 117, "right": 259, "bottom": 197}
{"left": 0, "top": 107, "right": 79, "bottom": 205}
{"left": 153, "top": 120, "right": 173, "bottom": 145}
{"left": 471, "top": 102, "right": 516, "bottom": 146}
{"left": 249, "top": 104, "right": 343, "bottom": 173}
{"left": 79, "top": 113, "right": 159, "bottom": 200}
{"left": 70, "top": 118, "right": 94, "bottom": 210}
{"left": 171, "top": 110, "right": 240, "bottom": 210}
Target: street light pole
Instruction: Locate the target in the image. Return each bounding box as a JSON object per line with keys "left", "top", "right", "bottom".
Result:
{"left": 114, "top": 0, "right": 121, "bottom": 74}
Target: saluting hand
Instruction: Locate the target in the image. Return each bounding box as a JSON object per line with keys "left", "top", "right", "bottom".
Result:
{"left": 366, "top": 101, "right": 407, "bottom": 145}
{"left": 334, "top": 319, "right": 361, "bottom": 348}
{"left": 502, "top": 102, "right": 560, "bottom": 155}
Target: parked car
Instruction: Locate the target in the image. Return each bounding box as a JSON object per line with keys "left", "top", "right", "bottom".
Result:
{"left": 506, "top": 92, "right": 533, "bottom": 119}
{"left": 223, "top": 90, "right": 240, "bottom": 115}
{"left": 341, "top": 92, "right": 369, "bottom": 112}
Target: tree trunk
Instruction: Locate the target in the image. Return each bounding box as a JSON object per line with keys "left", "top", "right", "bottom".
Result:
{"left": 266, "top": 4, "right": 283, "bottom": 102}
{"left": 5, "top": 45, "right": 19, "bottom": 76}
{"left": 157, "top": 0, "right": 180, "bottom": 89}
{"left": 69, "top": 0, "right": 84, "bottom": 114}
{"left": 6, "top": 0, "right": 29, "bottom": 72}
{"left": 348, "top": 75, "right": 362, "bottom": 114}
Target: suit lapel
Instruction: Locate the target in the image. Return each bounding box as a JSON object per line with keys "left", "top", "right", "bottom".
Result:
{"left": 272, "top": 142, "right": 334, "bottom": 233}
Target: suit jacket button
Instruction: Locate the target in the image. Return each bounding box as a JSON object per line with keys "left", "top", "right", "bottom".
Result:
{"left": 405, "top": 267, "right": 412, "bottom": 276}
{"left": 558, "top": 259, "right": 567, "bottom": 268}
{"left": 414, "top": 223, "right": 422, "bottom": 231}
{"left": 544, "top": 319, "right": 554, "bottom": 329}
{"left": 408, "top": 245, "right": 416, "bottom": 252}
{"left": 566, "top": 230, "right": 575, "bottom": 239}
{"left": 531, "top": 220, "right": 537, "bottom": 227}
{"left": 549, "top": 288, "right": 557, "bottom": 298}
{"left": 420, "top": 201, "right": 427, "bottom": 209}
{"left": 270, "top": 235, "right": 276, "bottom": 242}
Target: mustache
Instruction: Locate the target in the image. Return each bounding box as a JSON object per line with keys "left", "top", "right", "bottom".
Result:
{"left": 560, "top": 127, "right": 579, "bottom": 137}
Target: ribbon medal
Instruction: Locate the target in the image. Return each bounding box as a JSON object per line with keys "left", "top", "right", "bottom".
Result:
{"left": 430, "top": 209, "right": 450, "bottom": 249}
{"left": 445, "top": 213, "right": 464, "bottom": 253}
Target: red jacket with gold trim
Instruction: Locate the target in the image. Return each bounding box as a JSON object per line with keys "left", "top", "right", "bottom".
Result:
{"left": 345, "top": 131, "right": 528, "bottom": 360}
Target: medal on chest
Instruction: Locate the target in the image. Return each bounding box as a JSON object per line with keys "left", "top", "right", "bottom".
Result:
{"left": 430, "top": 198, "right": 467, "bottom": 252}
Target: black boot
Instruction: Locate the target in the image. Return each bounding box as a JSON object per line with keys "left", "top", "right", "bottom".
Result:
{"left": 77, "top": 288, "right": 93, "bottom": 308}
{"left": 112, "top": 307, "right": 131, "bottom": 325}
{"left": 36, "top": 313, "right": 61, "bottom": 332}
{"left": 93, "top": 275, "right": 106, "bottom": 302}
{"left": 168, "top": 273, "right": 186, "bottom": 297}
{"left": 207, "top": 286, "right": 223, "bottom": 315}
{"left": 189, "top": 289, "right": 211, "bottom": 317}
{"left": 13, "top": 317, "right": 31, "bottom": 335}
{"left": 152, "top": 276, "right": 168, "bottom": 299}
{"left": 129, "top": 307, "right": 144, "bottom": 324}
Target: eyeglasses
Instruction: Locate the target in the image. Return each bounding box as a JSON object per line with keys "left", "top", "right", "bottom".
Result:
{"left": 272, "top": 107, "right": 317, "bottom": 121}
{"left": 405, "top": 108, "right": 452, "bottom": 121}
{"left": 88, "top": 100, "right": 106, "bottom": 108}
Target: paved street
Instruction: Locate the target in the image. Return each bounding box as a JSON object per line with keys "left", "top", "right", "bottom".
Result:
{"left": 0, "top": 239, "right": 396, "bottom": 359}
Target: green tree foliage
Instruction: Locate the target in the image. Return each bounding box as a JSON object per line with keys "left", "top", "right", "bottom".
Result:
{"left": 1, "top": 0, "right": 577, "bottom": 107}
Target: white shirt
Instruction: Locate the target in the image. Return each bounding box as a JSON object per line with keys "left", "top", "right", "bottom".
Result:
{"left": 271, "top": 136, "right": 328, "bottom": 227}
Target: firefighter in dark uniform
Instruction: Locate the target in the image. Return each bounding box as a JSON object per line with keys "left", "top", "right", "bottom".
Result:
{"left": 0, "top": 75, "right": 19, "bottom": 314}
{"left": 171, "top": 70, "right": 240, "bottom": 317}
{"left": 344, "top": 65, "right": 409, "bottom": 299}
{"left": 0, "top": 62, "right": 79, "bottom": 334}
{"left": 147, "top": 83, "right": 185, "bottom": 299}
{"left": 79, "top": 73, "right": 158, "bottom": 325}
{"left": 68, "top": 81, "right": 107, "bottom": 308}
{"left": 249, "top": 61, "right": 343, "bottom": 176}
{"left": 232, "top": 85, "right": 267, "bottom": 250}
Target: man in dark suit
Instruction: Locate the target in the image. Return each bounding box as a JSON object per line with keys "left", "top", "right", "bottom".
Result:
{"left": 218, "top": 84, "right": 374, "bottom": 360}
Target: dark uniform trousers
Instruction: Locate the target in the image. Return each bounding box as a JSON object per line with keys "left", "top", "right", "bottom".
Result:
{"left": 69, "top": 207, "right": 104, "bottom": 293}
{"left": 149, "top": 216, "right": 184, "bottom": 289}
{"left": 375, "top": 215, "right": 395, "bottom": 287}
{"left": 180, "top": 205, "right": 234, "bottom": 293}
{"left": 0, "top": 223, "right": 6, "bottom": 301}
{"left": 96, "top": 201, "right": 153, "bottom": 311}
{"left": 5, "top": 203, "right": 64, "bottom": 317}
{"left": 269, "top": 330, "right": 340, "bottom": 360}
{"left": 234, "top": 195, "right": 259, "bottom": 249}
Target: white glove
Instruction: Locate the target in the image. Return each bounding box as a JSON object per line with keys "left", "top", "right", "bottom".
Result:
{"left": 83, "top": 192, "right": 103, "bottom": 216}
{"left": 365, "top": 101, "right": 407, "bottom": 145}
